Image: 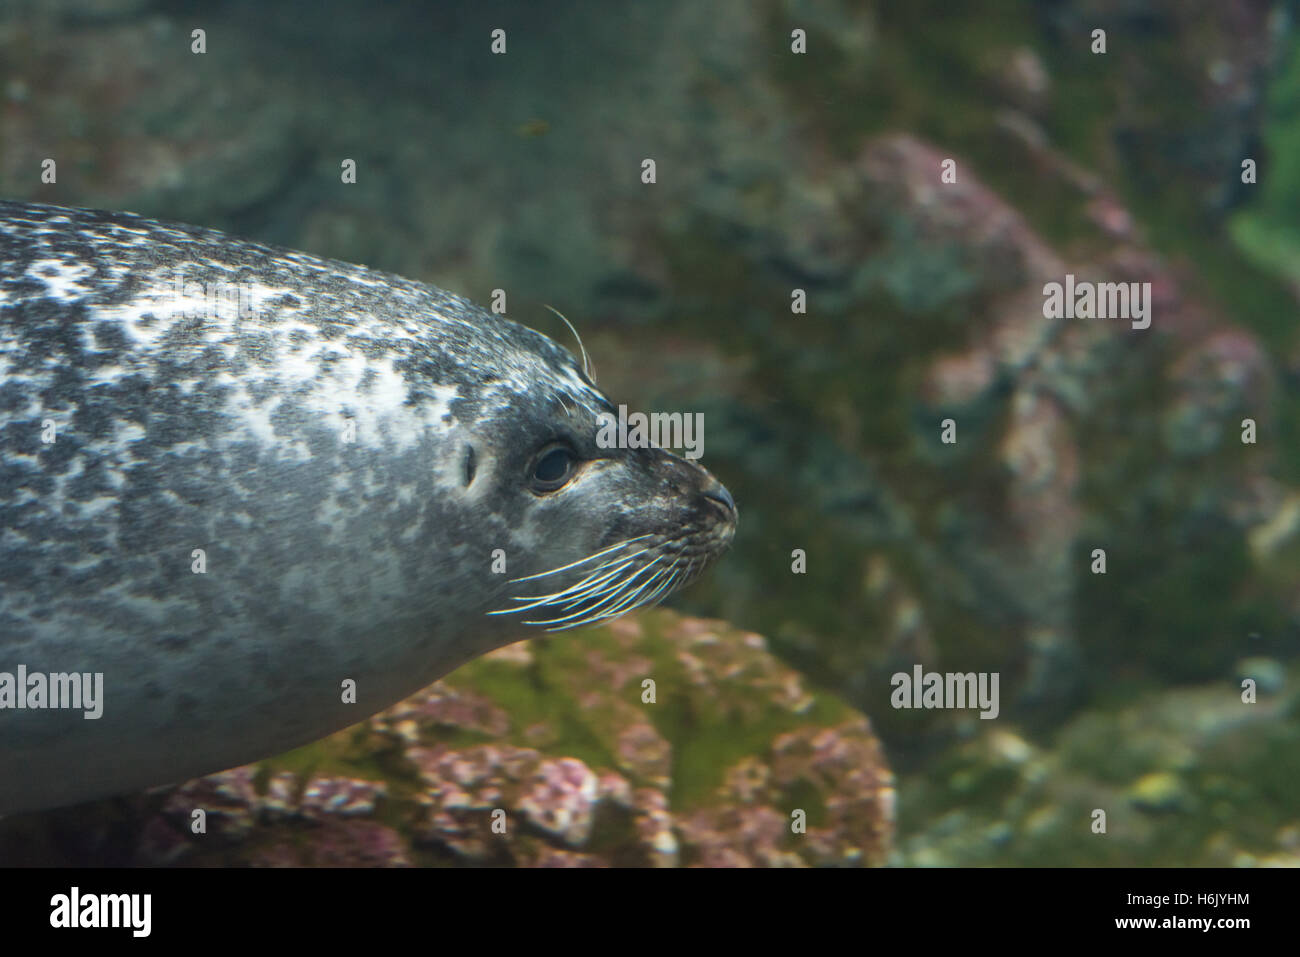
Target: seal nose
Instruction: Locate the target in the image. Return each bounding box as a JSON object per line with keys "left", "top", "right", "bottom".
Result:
{"left": 703, "top": 481, "right": 737, "bottom": 517}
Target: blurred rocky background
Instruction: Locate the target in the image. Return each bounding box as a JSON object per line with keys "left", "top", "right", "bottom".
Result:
{"left": 1, "top": 0, "right": 1297, "bottom": 865}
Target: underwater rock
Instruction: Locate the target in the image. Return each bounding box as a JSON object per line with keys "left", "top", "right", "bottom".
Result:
{"left": 0, "top": 611, "right": 895, "bottom": 868}
{"left": 898, "top": 665, "right": 1300, "bottom": 866}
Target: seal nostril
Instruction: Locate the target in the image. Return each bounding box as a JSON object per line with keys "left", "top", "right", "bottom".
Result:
{"left": 703, "top": 483, "right": 736, "bottom": 515}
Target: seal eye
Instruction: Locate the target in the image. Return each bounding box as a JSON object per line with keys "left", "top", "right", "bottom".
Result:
{"left": 530, "top": 444, "right": 578, "bottom": 493}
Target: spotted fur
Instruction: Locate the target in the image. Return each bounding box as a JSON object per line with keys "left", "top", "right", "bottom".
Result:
{"left": 0, "top": 201, "right": 734, "bottom": 813}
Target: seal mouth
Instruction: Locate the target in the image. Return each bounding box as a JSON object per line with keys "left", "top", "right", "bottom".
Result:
{"left": 487, "top": 510, "right": 734, "bottom": 632}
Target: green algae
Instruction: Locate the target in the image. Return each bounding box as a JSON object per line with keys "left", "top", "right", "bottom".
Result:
{"left": 444, "top": 612, "right": 855, "bottom": 812}
{"left": 445, "top": 651, "right": 620, "bottom": 773}
{"left": 900, "top": 675, "right": 1300, "bottom": 865}
{"left": 258, "top": 725, "right": 384, "bottom": 787}
{"left": 1230, "top": 31, "right": 1300, "bottom": 293}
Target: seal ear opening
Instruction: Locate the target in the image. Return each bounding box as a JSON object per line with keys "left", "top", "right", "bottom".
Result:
{"left": 463, "top": 444, "right": 478, "bottom": 487}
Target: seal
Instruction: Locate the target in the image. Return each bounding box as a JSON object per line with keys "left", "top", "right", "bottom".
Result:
{"left": 0, "top": 200, "right": 736, "bottom": 814}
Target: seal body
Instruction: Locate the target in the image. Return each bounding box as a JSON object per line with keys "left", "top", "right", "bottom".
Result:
{"left": 0, "top": 200, "right": 735, "bottom": 814}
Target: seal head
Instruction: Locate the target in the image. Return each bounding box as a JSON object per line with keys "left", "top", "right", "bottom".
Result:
{"left": 0, "top": 200, "right": 735, "bottom": 813}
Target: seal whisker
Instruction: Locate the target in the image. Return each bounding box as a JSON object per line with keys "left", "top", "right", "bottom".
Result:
{"left": 515, "top": 557, "right": 638, "bottom": 604}
{"left": 548, "top": 561, "right": 648, "bottom": 610}
{"left": 637, "top": 558, "right": 688, "bottom": 607}
{"left": 505, "top": 534, "right": 652, "bottom": 584}
{"left": 569, "top": 554, "right": 669, "bottom": 613}
{"left": 571, "top": 543, "right": 660, "bottom": 579}
{"left": 631, "top": 560, "right": 686, "bottom": 614}
{"left": 544, "top": 304, "right": 594, "bottom": 384}
{"left": 495, "top": 554, "right": 646, "bottom": 613}
{"left": 533, "top": 553, "right": 683, "bottom": 630}
{"left": 519, "top": 559, "right": 662, "bottom": 625}
{"left": 598, "top": 563, "right": 675, "bottom": 619}
{"left": 507, "top": 570, "right": 625, "bottom": 606}
{"left": 492, "top": 564, "right": 636, "bottom": 615}
{"left": 491, "top": 540, "right": 664, "bottom": 614}
{"left": 492, "top": 533, "right": 701, "bottom": 625}
{"left": 524, "top": 563, "right": 660, "bottom": 628}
